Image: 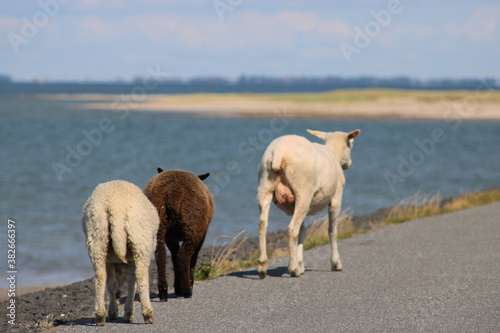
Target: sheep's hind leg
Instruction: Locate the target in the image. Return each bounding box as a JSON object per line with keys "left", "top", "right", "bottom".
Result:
{"left": 106, "top": 263, "right": 119, "bottom": 321}
{"left": 93, "top": 259, "right": 107, "bottom": 326}
{"left": 328, "top": 193, "right": 343, "bottom": 271}
{"left": 189, "top": 241, "right": 204, "bottom": 289}
{"left": 123, "top": 264, "right": 136, "bottom": 323}
{"left": 257, "top": 191, "right": 273, "bottom": 279}
{"left": 288, "top": 197, "right": 310, "bottom": 277}
{"left": 297, "top": 222, "right": 307, "bottom": 275}
{"left": 166, "top": 241, "right": 180, "bottom": 297}
{"left": 175, "top": 241, "right": 195, "bottom": 298}
{"left": 134, "top": 258, "right": 154, "bottom": 324}
{"left": 155, "top": 240, "right": 169, "bottom": 301}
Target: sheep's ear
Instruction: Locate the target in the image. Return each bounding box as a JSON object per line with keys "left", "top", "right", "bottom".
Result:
{"left": 307, "top": 129, "right": 328, "bottom": 141}
{"left": 157, "top": 167, "right": 164, "bottom": 174}
{"left": 347, "top": 129, "right": 360, "bottom": 140}
{"left": 198, "top": 173, "right": 210, "bottom": 181}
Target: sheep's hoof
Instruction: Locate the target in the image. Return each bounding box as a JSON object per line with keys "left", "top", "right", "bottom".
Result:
{"left": 95, "top": 314, "right": 106, "bottom": 326}
{"left": 332, "top": 262, "right": 343, "bottom": 271}
{"left": 108, "top": 309, "right": 118, "bottom": 321}
{"left": 143, "top": 313, "right": 154, "bottom": 324}
{"left": 124, "top": 310, "right": 133, "bottom": 323}
{"left": 158, "top": 286, "right": 168, "bottom": 302}
{"left": 257, "top": 262, "right": 267, "bottom": 279}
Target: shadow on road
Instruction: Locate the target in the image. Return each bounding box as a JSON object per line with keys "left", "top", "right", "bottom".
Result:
{"left": 227, "top": 266, "right": 289, "bottom": 279}
{"left": 57, "top": 315, "right": 149, "bottom": 328}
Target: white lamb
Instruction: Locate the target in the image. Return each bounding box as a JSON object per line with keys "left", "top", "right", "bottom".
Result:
{"left": 82, "top": 180, "right": 160, "bottom": 325}
{"left": 257, "top": 129, "right": 360, "bottom": 278}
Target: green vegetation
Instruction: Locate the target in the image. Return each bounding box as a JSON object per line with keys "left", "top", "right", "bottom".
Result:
{"left": 157, "top": 89, "right": 500, "bottom": 105}
{"left": 193, "top": 231, "right": 251, "bottom": 281}
{"left": 303, "top": 212, "right": 354, "bottom": 251}
{"left": 258, "top": 89, "right": 500, "bottom": 104}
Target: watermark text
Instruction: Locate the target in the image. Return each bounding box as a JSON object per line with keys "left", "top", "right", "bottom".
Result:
{"left": 8, "top": 0, "right": 70, "bottom": 53}
{"left": 51, "top": 65, "right": 168, "bottom": 181}
{"left": 6, "top": 219, "right": 17, "bottom": 326}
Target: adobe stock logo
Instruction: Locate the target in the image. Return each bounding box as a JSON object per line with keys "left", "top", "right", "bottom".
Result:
{"left": 7, "top": 0, "right": 70, "bottom": 54}
{"left": 384, "top": 129, "right": 447, "bottom": 192}
{"left": 383, "top": 76, "right": 498, "bottom": 192}
{"left": 213, "top": 0, "right": 243, "bottom": 21}
{"left": 339, "top": 0, "right": 405, "bottom": 63}
{"left": 51, "top": 65, "right": 168, "bottom": 181}
{"left": 209, "top": 107, "right": 292, "bottom": 197}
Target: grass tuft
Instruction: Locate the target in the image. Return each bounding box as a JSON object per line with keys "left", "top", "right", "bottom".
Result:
{"left": 194, "top": 230, "right": 252, "bottom": 281}
{"left": 383, "top": 188, "right": 500, "bottom": 225}
{"left": 304, "top": 210, "right": 354, "bottom": 250}
{"left": 384, "top": 191, "right": 442, "bottom": 224}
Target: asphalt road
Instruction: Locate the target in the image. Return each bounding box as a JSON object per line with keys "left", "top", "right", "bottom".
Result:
{"left": 60, "top": 203, "right": 500, "bottom": 333}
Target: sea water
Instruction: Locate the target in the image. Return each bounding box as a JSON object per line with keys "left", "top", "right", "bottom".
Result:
{"left": 1, "top": 95, "right": 499, "bottom": 286}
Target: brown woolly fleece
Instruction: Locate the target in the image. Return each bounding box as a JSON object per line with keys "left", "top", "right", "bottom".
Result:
{"left": 144, "top": 169, "right": 215, "bottom": 301}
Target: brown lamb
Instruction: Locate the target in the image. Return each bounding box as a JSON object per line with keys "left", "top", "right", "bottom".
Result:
{"left": 144, "top": 168, "right": 214, "bottom": 301}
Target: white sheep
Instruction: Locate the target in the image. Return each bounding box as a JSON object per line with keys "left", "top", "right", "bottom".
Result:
{"left": 82, "top": 180, "right": 160, "bottom": 325}
{"left": 256, "top": 129, "right": 360, "bottom": 278}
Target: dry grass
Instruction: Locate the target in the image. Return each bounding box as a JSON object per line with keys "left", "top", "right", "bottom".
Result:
{"left": 194, "top": 230, "right": 252, "bottom": 281}
{"left": 269, "top": 247, "right": 288, "bottom": 259}
{"left": 384, "top": 188, "right": 500, "bottom": 225}
{"left": 384, "top": 191, "right": 442, "bottom": 224}
{"left": 443, "top": 189, "right": 500, "bottom": 211}
{"left": 304, "top": 210, "right": 354, "bottom": 250}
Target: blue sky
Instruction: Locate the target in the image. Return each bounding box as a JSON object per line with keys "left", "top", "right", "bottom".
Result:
{"left": 1, "top": 0, "right": 499, "bottom": 81}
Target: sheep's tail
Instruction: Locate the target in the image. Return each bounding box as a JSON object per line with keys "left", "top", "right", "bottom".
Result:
{"left": 107, "top": 206, "right": 128, "bottom": 264}
{"left": 270, "top": 146, "right": 286, "bottom": 173}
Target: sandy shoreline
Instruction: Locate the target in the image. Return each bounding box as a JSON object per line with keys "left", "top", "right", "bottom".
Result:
{"left": 0, "top": 286, "right": 53, "bottom": 302}
{"left": 36, "top": 90, "right": 500, "bottom": 119}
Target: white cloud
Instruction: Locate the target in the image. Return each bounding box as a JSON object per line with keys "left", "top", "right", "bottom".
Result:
{"left": 77, "top": 0, "right": 101, "bottom": 8}
{"left": 75, "top": 17, "right": 120, "bottom": 40}
{"left": 411, "top": 24, "right": 437, "bottom": 40}
{"left": 0, "top": 16, "right": 22, "bottom": 49}
{"left": 277, "top": 11, "right": 352, "bottom": 39}
{"left": 317, "top": 21, "right": 353, "bottom": 39}
{"left": 62, "top": 11, "right": 353, "bottom": 52}
{"left": 445, "top": 5, "right": 500, "bottom": 42}
{"left": 276, "top": 12, "right": 318, "bottom": 32}
{"left": 0, "top": 16, "right": 22, "bottom": 32}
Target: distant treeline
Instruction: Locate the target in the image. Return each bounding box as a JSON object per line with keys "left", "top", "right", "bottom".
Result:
{"left": 0, "top": 75, "right": 497, "bottom": 94}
